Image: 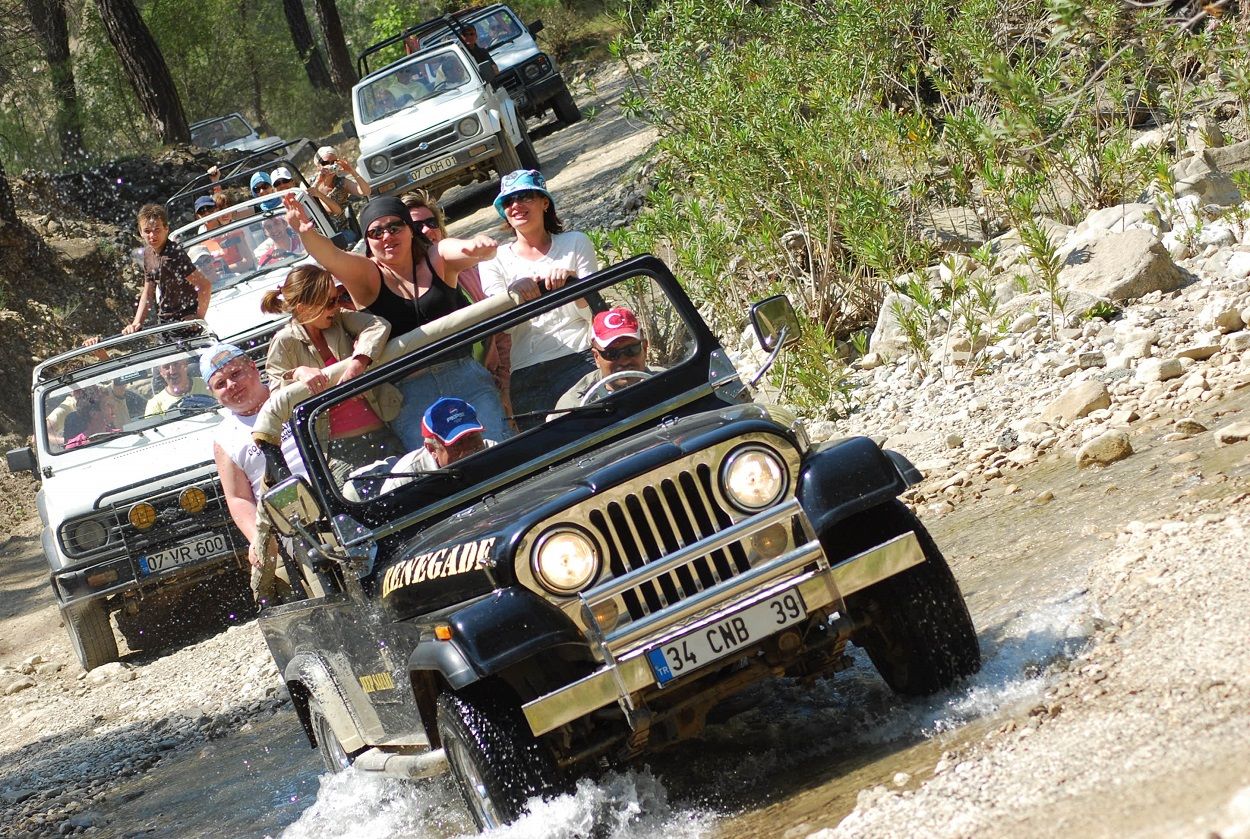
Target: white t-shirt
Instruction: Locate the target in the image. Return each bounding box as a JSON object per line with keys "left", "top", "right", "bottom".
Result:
{"left": 478, "top": 231, "right": 598, "bottom": 370}
{"left": 379, "top": 439, "right": 496, "bottom": 495}
{"left": 216, "top": 410, "right": 308, "bottom": 502}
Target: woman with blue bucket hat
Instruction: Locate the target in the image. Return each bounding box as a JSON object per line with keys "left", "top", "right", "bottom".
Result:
{"left": 479, "top": 169, "right": 598, "bottom": 430}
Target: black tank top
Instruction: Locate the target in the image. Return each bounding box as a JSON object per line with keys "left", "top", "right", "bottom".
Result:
{"left": 365, "top": 253, "right": 466, "bottom": 335}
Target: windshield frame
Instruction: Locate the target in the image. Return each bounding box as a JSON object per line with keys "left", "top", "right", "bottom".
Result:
{"left": 190, "top": 115, "right": 253, "bottom": 148}
{"left": 288, "top": 255, "right": 723, "bottom": 532}
{"left": 172, "top": 195, "right": 314, "bottom": 292}
{"left": 355, "top": 44, "right": 477, "bottom": 126}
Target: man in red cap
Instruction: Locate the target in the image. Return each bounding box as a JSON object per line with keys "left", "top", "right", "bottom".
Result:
{"left": 552, "top": 307, "right": 658, "bottom": 413}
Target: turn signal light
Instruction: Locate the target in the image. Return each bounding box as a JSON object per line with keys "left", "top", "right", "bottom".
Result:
{"left": 434, "top": 624, "right": 453, "bottom": 641}
{"left": 179, "top": 487, "right": 207, "bottom": 514}
{"left": 86, "top": 569, "right": 119, "bottom": 588}
{"left": 128, "top": 502, "right": 157, "bottom": 530}
{"left": 589, "top": 599, "right": 620, "bottom": 633}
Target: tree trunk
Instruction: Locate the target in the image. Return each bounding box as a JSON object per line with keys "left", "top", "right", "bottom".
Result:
{"left": 24, "top": 0, "right": 84, "bottom": 162}
{"left": 93, "top": 0, "right": 188, "bottom": 145}
{"left": 0, "top": 159, "right": 17, "bottom": 225}
{"left": 282, "top": 0, "right": 333, "bottom": 91}
{"left": 311, "top": 0, "right": 357, "bottom": 95}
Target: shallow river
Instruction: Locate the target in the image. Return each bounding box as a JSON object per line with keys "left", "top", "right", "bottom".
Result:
{"left": 98, "top": 395, "right": 1250, "bottom": 839}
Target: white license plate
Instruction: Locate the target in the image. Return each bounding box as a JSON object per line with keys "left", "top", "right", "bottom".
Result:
{"left": 646, "top": 588, "right": 807, "bottom": 686}
{"left": 412, "top": 154, "right": 458, "bottom": 180}
{"left": 140, "top": 533, "right": 231, "bottom": 575}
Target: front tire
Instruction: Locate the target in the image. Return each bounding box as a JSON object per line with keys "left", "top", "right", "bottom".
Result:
{"left": 495, "top": 130, "right": 522, "bottom": 179}
{"left": 517, "top": 122, "right": 541, "bottom": 171}
{"left": 436, "top": 689, "right": 561, "bottom": 831}
{"left": 551, "top": 87, "right": 582, "bottom": 125}
{"left": 844, "top": 501, "right": 981, "bottom": 695}
{"left": 67, "top": 601, "right": 119, "bottom": 671}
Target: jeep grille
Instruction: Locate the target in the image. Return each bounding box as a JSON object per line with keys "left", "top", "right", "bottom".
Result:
{"left": 388, "top": 124, "right": 460, "bottom": 169}
{"left": 587, "top": 463, "right": 750, "bottom": 621}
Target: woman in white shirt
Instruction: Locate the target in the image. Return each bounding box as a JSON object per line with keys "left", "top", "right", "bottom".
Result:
{"left": 478, "top": 169, "right": 597, "bottom": 429}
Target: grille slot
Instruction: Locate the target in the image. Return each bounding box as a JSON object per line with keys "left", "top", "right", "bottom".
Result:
{"left": 586, "top": 463, "right": 753, "bottom": 622}
{"left": 389, "top": 124, "right": 461, "bottom": 169}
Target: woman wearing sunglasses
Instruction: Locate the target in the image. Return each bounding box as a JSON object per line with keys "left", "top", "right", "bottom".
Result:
{"left": 282, "top": 192, "right": 508, "bottom": 449}
{"left": 262, "top": 264, "right": 403, "bottom": 483}
{"left": 478, "top": 169, "right": 598, "bottom": 429}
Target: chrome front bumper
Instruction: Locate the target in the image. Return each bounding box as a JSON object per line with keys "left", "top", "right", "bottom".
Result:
{"left": 521, "top": 500, "right": 924, "bottom": 736}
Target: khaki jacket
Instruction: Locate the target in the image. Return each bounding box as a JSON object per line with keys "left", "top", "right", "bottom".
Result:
{"left": 265, "top": 310, "right": 402, "bottom": 423}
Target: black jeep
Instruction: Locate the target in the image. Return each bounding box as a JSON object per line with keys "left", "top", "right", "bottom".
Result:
{"left": 256, "top": 255, "right": 980, "bottom": 830}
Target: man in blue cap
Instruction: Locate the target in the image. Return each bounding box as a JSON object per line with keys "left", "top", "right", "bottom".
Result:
{"left": 380, "top": 397, "right": 494, "bottom": 493}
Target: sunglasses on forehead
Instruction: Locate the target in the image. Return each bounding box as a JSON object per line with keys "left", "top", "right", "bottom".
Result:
{"left": 597, "top": 342, "right": 644, "bottom": 361}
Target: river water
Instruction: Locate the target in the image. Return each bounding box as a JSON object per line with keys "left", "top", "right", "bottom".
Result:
{"left": 102, "top": 403, "right": 1242, "bottom": 838}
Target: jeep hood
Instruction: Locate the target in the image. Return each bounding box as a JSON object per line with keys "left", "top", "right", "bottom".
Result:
{"left": 358, "top": 89, "right": 487, "bottom": 158}
{"left": 40, "top": 413, "right": 223, "bottom": 524}
{"left": 203, "top": 269, "right": 291, "bottom": 343}
{"left": 490, "top": 38, "right": 539, "bottom": 72}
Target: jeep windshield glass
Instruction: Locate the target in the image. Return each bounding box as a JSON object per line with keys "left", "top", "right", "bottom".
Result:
{"left": 358, "top": 48, "right": 474, "bottom": 124}
{"left": 42, "top": 347, "right": 220, "bottom": 455}
{"left": 464, "top": 8, "right": 525, "bottom": 50}
{"left": 309, "top": 270, "right": 699, "bottom": 504}
{"left": 176, "top": 203, "right": 309, "bottom": 291}
{"left": 190, "top": 115, "right": 252, "bottom": 149}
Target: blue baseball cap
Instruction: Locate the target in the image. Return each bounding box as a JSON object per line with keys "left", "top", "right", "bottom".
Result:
{"left": 199, "top": 343, "right": 248, "bottom": 383}
{"left": 493, "top": 169, "right": 552, "bottom": 219}
{"left": 249, "top": 171, "right": 272, "bottom": 194}
{"left": 194, "top": 195, "right": 217, "bottom": 213}
{"left": 421, "top": 397, "right": 483, "bottom": 446}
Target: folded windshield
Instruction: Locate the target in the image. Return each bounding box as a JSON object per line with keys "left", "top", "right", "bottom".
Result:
{"left": 304, "top": 271, "right": 698, "bottom": 503}
{"left": 42, "top": 347, "right": 219, "bottom": 455}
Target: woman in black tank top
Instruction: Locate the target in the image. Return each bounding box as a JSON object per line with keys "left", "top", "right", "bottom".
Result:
{"left": 282, "top": 194, "right": 511, "bottom": 453}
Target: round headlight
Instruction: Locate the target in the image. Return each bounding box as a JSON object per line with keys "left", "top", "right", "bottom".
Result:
{"left": 128, "top": 502, "right": 157, "bottom": 530}
{"left": 179, "top": 487, "right": 207, "bottom": 514}
{"left": 457, "top": 115, "right": 480, "bottom": 138}
{"left": 67, "top": 519, "right": 108, "bottom": 552}
{"left": 721, "top": 446, "right": 786, "bottom": 512}
{"left": 366, "top": 154, "right": 389, "bottom": 175}
{"left": 532, "top": 528, "right": 599, "bottom": 595}
{"left": 523, "top": 62, "right": 541, "bottom": 79}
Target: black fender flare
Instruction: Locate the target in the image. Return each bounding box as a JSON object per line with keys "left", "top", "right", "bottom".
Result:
{"left": 283, "top": 652, "right": 369, "bottom": 753}
{"left": 797, "top": 436, "right": 913, "bottom": 539}
{"left": 409, "top": 586, "right": 586, "bottom": 690}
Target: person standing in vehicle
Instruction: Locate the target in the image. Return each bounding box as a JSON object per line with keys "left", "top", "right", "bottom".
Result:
{"left": 458, "top": 26, "right": 497, "bottom": 82}
{"left": 282, "top": 193, "right": 509, "bottom": 449}
{"left": 311, "top": 145, "right": 370, "bottom": 232}
{"left": 204, "top": 343, "right": 306, "bottom": 607}
{"left": 401, "top": 190, "right": 513, "bottom": 420}
{"left": 478, "top": 169, "right": 597, "bottom": 427}
{"left": 123, "top": 204, "right": 212, "bottom": 335}
{"left": 262, "top": 265, "right": 403, "bottom": 485}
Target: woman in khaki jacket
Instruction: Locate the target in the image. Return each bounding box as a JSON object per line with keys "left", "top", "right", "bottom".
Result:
{"left": 263, "top": 264, "right": 403, "bottom": 485}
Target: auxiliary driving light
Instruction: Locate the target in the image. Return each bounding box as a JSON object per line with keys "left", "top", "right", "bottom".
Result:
{"left": 589, "top": 598, "right": 620, "bottom": 633}
{"left": 721, "top": 446, "right": 786, "bottom": 512}
{"left": 750, "top": 523, "right": 790, "bottom": 562}
{"left": 532, "top": 528, "right": 600, "bottom": 595}
{"left": 179, "top": 487, "right": 207, "bottom": 514}
{"left": 128, "top": 502, "right": 157, "bottom": 530}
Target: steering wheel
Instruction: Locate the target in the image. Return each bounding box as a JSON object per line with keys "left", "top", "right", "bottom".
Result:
{"left": 579, "top": 370, "right": 653, "bottom": 406}
{"left": 174, "top": 394, "right": 219, "bottom": 412}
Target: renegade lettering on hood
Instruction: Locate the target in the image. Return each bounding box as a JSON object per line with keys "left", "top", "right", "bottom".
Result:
{"left": 381, "top": 536, "right": 497, "bottom": 598}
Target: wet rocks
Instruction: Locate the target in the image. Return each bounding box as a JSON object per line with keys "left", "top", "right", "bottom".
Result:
{"left": 1215, "top": 421, "right": 1250, "bottom": 445}
{"left": 1042, "top": 380, "right": 1111, "bottom": 423}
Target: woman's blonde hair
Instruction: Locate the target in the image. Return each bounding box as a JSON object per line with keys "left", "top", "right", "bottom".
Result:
{"left": 399, "top": 189, "right": 446, "bottom": 235}
{"left": 261, "top": 264, "right": 337, "bottom": 323}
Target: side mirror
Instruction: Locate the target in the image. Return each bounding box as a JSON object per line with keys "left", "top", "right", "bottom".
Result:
{"left": 6, "top": 447, "right": 36, "bottom": 476}
{"left": 749, "top": 294, "right": 801, "bottom": 352}
{"left": 529, "top": 19, "right": 544, "bottom": 35}
{"left": 340, "top": 119, "right": 357, "bottom": 139}
{"left": 262, "top": 476, "right": 322, "bottom": 537}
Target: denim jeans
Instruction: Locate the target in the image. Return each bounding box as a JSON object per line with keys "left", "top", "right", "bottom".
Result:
{"left": 510, "top": 350, "right": 596, "bottom": 430}
{"left": 393, "top": 355, "right": 510, "bottom": 450}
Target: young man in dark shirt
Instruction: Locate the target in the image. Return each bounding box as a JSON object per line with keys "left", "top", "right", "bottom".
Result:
{"left": 123, "top": 204, "right": 212, "bottom": 334}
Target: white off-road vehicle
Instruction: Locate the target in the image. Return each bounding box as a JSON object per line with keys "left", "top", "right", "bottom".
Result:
{"left": 190, "top": 113, "right": 286, "bottom": 155}
{"left": 6, "top": 323, "right": 246, "bottom": 671}
{"left": 353, "top": 40, "right": 539, "bottom": 198}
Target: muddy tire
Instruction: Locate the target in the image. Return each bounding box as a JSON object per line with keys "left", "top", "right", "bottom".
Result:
{"left": 67, "top": 601, "right": 119, "bottom": 672}
{"left": 844, "top": 501, "right": 980, "bottom": 695}
{"left": 551, "top": 87, "right": 582, "bottom": 125}
{"left": 495, "top": 130, "right": 522, "bottom": 179}
{"left": 310, "top": 699, "right": 358, "bottom": 773}
{"left": 436, "top": 689, "right": 562, "bottom": 830}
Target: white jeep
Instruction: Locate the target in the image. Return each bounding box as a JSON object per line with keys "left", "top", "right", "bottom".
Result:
{"left": 6, "top": 323, "right": 246, "bottom": 671}
{"left": 190, "top": 113, "right": 286, "bottom": 155}
{"left": 354, "top": 40, "right": 540, "bottom": 198}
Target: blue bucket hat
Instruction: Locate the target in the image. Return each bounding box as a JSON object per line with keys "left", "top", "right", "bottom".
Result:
{"left": 421, "top": 397, "right": 483, "bottom": 446}
{"left": 249, "top": 171, "right": 272, "bottom": 194}
{"left": 199, "top": 343, "right": 248, "bottom": 384}
{"left": 493, "top": 169, "right": 552, "bottom": 219}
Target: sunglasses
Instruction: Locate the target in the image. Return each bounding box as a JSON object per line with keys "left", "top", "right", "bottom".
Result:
{"left": 413, "top": 216, "right": 440, "bottom": 231}
{"left": 253, "top": 185, "right": 272, "bottom": 195}
{"left": 366, "top": 220, "right": 408, "bottom": 240}
{"left": 195, "top": 206, "right": 213, "bottom": 216}
{"left": 502, "top": 190, "right": 541, "bottom": 208}
{"left": 597, "top": 342, "right": 644, "bottom": 361}
{"left": 274, "top": 179, "right": 293, "bottom": 188}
